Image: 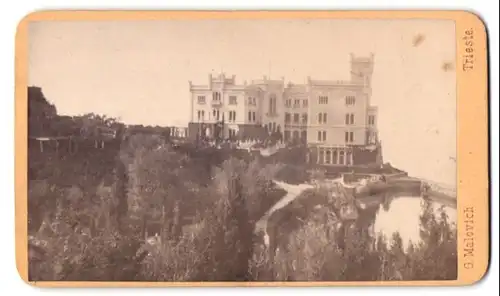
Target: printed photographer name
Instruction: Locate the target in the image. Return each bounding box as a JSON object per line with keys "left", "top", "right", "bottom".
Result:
{"left": 462, "top": 28, "right": 475, "bottom": 72}
{"left": 463, "top": 207, "right": 475, "bottom": 269}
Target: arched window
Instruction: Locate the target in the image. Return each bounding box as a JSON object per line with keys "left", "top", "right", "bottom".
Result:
{"left": 339, "top": 151, "right": 345, "bottom": 165}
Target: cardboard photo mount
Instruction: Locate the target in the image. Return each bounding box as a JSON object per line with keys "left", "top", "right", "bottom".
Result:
{"left": 15, "top": 10, "right": 490, "bottom": 287}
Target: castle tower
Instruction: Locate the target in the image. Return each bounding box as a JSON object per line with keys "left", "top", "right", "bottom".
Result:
{"left": 350, "top": 53, "right": 375, "bottom": 87}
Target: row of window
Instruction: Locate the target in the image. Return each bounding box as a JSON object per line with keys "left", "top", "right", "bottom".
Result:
{"left": 316, "top": 131, "right": 356, "bottom": 143}
{"left": 317, "top": 130, "right": 327, "bottom": 142}
{"left": 197, "top": 109, "right": 222, "bottom": 121}
{"left": 320, "top": 95, "right": 357, "bottom": 106}
{"left": 318, "top": 149, "right": 353, "bottom": 165}
{"left": 197, "top": 109, "right": 254, "bottom": 123}
{"left": 285, "top": 112, "right": 308, "bottom": 124}
{"left": 198, "top": 94, "right": 237, "bottom": 105}
{"left": 284, "top": 130, "right": 307, "bottom": 141}
{"left": 285, "top": 99, "right": 308, "bottom": 108}
{"left": 198, "top": 109, "right": 374, "bottom": 127}
{"left": 197, "top": 94, "right": 358, "bottom": 107}
{"left": 267, "top": 122, "right": 278, "bottom": 133}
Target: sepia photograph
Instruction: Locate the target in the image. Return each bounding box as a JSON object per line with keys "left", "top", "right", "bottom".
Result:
{"left": 26, "top": 16, "right": 458, "bottom": 282}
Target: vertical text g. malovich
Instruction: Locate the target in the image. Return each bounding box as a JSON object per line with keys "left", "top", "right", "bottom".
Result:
{"left": 463, "top": 207, "right": 475, "bottom": 269}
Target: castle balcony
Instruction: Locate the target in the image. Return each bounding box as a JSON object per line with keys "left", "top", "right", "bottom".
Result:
{"left": 265, "top": 112, "right": 279, "bottom": 118}
{"left": 211, "top": 99, "right": 223, "bottom": 107}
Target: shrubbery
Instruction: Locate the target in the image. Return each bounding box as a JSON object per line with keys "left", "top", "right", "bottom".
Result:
{"left": 28, "top": 137, "right": 457, "bottom": 281}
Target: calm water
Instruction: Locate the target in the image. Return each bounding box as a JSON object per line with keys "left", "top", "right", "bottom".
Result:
{"left": 373, "top": 196, "right": 457, "bottom": 250}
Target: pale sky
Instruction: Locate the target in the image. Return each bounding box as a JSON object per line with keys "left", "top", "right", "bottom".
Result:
{"left": 28, "top": 19, "right": 457, "bottom": 186}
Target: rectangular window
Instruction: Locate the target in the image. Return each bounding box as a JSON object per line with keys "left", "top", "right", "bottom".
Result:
{"left": 323, "top": 113, "right": 328, "bottom": 124}
{"left": 369, "top": 115, "right": 375, "bottom": 125}
{"left": 317, "top": 131, "right": 322, "bottom": 141}
{"left": 248, "top": 111, "right": 252, "bottom": 122}
{"left": 293, "top": 113, "right": 300, "bottom": 124}
{"left": 322, "top": 131, "right": 327, "bottom": 141}
{"left": 350, "top": 132, "right": 354, "bottom": 142}
{"left": 325, "top": 150, "right": 331, "bottom": 164}
{"left": 345, "top": 113, "right": 354, "bottom": 125}
{"left": 345, "top": 131, "right": 349, "bottom": 142}
{"left": 346, "top": 151, "right": 352, "bottom": 165}
{"left": 345, "top": 96, "right": 356, "bottom": 106}
{"left": 228, "top": 111, "right": 236, "bottom": 122}
{"left": 319, "top": 149, "right": 324, "bottom": 164}
{"left": 252, "top": 112, "right": 256, "bottom": 122}
{"left": 318, "top": 113, "right": 323, "bottom": 124}
{"left": 229, "top": 96, "right": 237, "bottom": 105}
{"left": 294, "top": 99, "right": 300, "bottom": 108}
{"left": 319, "top": 96, "right": 329, "bottom": 104}
{"left": 303, "top": 99, "right": 308, "bottom": 107}
{"left": 285, "top": 99, "right": 292, "bottom": 107}
{"left": 248, "top": 97, "right": 256, "bottom": 106}
{"left": 302, "top": 113, "right": 308, "bottom": 124}
{"left": 197, "top": 96, "right": 206, "bottom": 104}
{"left": 285, "top": 113, "right": 291, "bottom": 123}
